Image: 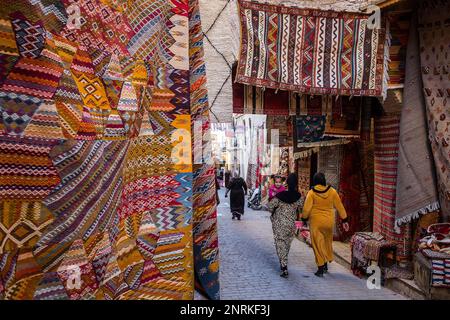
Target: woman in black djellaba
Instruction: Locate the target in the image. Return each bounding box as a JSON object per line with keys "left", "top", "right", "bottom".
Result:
{"left": 225, "top": 172, "right": 248, "bottom": 220}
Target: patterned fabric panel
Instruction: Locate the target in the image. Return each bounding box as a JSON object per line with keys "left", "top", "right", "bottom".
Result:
{"left": 0, "top": 0, "right": 218, "bottom": 300}
{"left": 236, "top": 0, "right": 386, "bottom": 96}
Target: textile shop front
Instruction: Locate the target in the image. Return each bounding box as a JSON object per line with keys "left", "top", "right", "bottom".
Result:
{"left": 231, "top": 0, "right": 449, "bottom": 296}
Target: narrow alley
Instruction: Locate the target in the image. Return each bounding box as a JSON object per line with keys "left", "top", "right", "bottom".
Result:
{"left": 217, "top": 189, "right": 406, "bottom": 300}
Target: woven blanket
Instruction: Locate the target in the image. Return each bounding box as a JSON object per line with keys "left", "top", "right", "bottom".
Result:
{"left": 190, "top": 0, "right": 220, "bottom": 299}
{"left": 318, "top": 145, "right": 343, "bottom": 191}
{"left": 387, "top": 11, "right": 411, "bottom": 88}
{"left": 297, "top": 156, "right": 311, "bottom": 199}
{"left": 318, "top": 144, "right": 343, "bottom": 240}
{"left": 267, "top": 115, "right": 291, "bottom": 147}
{"left": 277, "top": 147, "right": 290, "bottom": 177}
{"left": 264, "top": 88, "right": 289, "bottom": 116}
{"left": 296, "top": 115, "right": 326, "bottom": 143}
{"left": 324, "top": 96, "right": 362, "bottom": 138}
{"left": 374, "top": 114, "right": 412, "bottom": 261}
{"left": 422, "top": 248, "right": 450, "bottom": 260}
{"left": 0, "top": 0, "right": 219, "bottom": 301}
{"left": 418, "top": 0, "right": 450, "bottom": 220}
{"left": 246, "top": 163, "right": 258, "bottom": 189}
{"left": 232, "top": 64, "right": 245, "bottom": 113}
{"left": 351, "top": 232, "right": 393, "bottom": 274}
{"left": 431, "top": 259, "right": 450, "bottom": 287}
{"left": 198, "top": 0, "right": 234, "bottom": 123}
{"left": 395, "top": 13, "right": 440, "bottom": 231}
{"left": 236, "top": 0, "right": 386, "bottom": 96}
{"left": 338, "top": 142, "right": 361, "bottom": 241}
{"left": 359, "top": 100, "right": 374, "bottom": 232}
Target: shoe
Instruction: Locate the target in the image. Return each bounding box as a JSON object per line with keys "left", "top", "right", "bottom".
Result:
{"left": 280, "top": 266, "right": 288, "bottom": 278}
{"left": 323, "top": 263, "right": 328, "bottom": 274}
{"left": 232, "top": 213, "right": 235, "bottom": 220}
{"left": 237, "top": 215, "right": 241, "bottom": 221}
{"left": 314, "top": 266, "right": 324, "bottom": 277}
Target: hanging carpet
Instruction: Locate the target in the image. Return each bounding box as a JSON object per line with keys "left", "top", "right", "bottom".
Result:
{"left": 395, "top": 12, "right": 440, "bottom": 231}
{"left": 418, "top": 0, "right": 450, "bottom": 220}
{"left": 236, "top": 0, "right": 386, "bottom": 96}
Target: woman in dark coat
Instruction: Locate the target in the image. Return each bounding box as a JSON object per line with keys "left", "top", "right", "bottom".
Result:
{"left": 225, "top": 172, "right": 248, "bottom": 220}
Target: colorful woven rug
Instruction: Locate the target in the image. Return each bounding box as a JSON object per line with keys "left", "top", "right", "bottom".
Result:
{"left": 359, "top": 99, "right": 374, "bottom": 232}
{"left": 324, "top": 96, "right": 362, "bottom": 138}
{"left": 296, "top": 156, "right": 311, "bottom": 199}
{"left": 418, "top": 0, "right": 450, "bottom": 220}
{"left": 386, "top": 11, "right": 411, "bottom": 88}
{"left": 431, "top": 258, "right": 450, "bottom": 287}
{"left": 373, "top": 114, "right": 412, "bottom": 261}
{"left": 395, "top": 13, "right": 440, "bottom": 231}
{"left": 0, "top": 0, "right": 219, "bottom": 300}
{"left": 318, "top": 145, "right": 343, "bottom": 191}
{"left": 296, "top": 115, "right": 326, "bottom": 143}
{"left": 264, "top": 88, "right": 289, "bottom": 116}
{"left": 337, "top": 142, "right": 361, "bottom": 241}
{"left": 236, "top": 0, "right": 386, "bottom": 96}
{"left": 266, "top": 115, "right": 292, "bottom": 147}
{"left": 232, "top": 64, "right": 245, "bottom": 113}
{"left": 189, "top": 0, "right": 220, "bottom": 300}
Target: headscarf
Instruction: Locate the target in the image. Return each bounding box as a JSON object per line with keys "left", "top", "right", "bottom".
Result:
{"left": 312, "top": 172, "right": 331, "bottom": 193}
{"left": 275, "top": 173, "right": 301, "bottom": 204}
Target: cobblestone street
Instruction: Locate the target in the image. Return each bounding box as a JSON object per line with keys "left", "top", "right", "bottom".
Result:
{"left": 217, "top": 189, "right": 407, "bottom": 300}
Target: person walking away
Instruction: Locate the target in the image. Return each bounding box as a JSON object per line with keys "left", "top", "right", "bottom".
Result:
{"left": 225, "top": 172, "right": 248, "bottom": 220}
{"left": 301, "top": 172, "right": 349, "bottom": 277}
{"left": 217, "top": 168, "right": 224, "bottom": 187}
{"left": 224, "top": 169, "right": 231, "bottom": 189}
{"left": 215, "top": 175, "right": 220, "bottom": 205}
{"left": 268, "top": 173, "right": 303, "bottom": 278}
{"left": 269, "top": 176, "right": 286, "bottom": 201}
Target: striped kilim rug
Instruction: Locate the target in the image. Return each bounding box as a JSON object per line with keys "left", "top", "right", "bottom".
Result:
{"left": 373, "top": 114, "right": 411, "bottom": 261}
{"left": 235, "top": 0, "right": 386, "bottom": 96}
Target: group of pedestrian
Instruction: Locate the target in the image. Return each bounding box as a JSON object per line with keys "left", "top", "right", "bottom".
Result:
{"left": 221, "top": 169, "right": 349, "bottom": 279}
{"left": 269, "top": 172, "right": 349, "bottom": 278}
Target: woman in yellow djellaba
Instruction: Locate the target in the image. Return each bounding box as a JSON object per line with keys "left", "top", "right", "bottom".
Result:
{"left": 302, "top": 172, "right": 349, "bottom": 277}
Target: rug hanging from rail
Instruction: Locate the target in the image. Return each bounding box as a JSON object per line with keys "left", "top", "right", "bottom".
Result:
{"left": 296, "top": 156, "right": 311, "bottom": 199}
{"left": 395, "top": 12, "right": 440, "bottom": 231}
{"left": 324, "top": 96, "right": 362, "bottom": 138}
{"left": 373, "top": 114, "right": 412, "bottom": 261}
{"left": 236, "top": 0, "right": 386, "bottom": 96}
{"left": 337, "top": 142, "right": 361, "bottom": 241}
{"left": 418, "top": 0, "right": 450, "bottom": 221}
{"left": 386, "top": 11, "right": 411, "bottom": 89}
{"left": 190, "top": 0, "right": 220, "bottom": 300}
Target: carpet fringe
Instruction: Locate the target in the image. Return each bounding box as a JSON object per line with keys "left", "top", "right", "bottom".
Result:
{"left": 394, "top": 201, "right": 441, "bottom": 233}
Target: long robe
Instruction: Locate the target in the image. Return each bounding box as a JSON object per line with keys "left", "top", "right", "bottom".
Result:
{"left": 228, "top": 177, "right": 247, "bottom": 214}
{"left": 268, "top": 197, "right": 303, "bottom": 268}
{"left": 302, "top": 185, "right": 347, "bottom": 267}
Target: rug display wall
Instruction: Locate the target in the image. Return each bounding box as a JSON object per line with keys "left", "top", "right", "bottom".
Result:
{"left": 418, "top": 0, "right": 450, "bottom": 221}
{"left": 0, "top": 0, "right": 219, "bottom": 300}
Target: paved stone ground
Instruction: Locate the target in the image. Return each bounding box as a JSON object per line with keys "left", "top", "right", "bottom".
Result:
{"left": 216, "top": 189, "right": 407, "bottom": 300}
